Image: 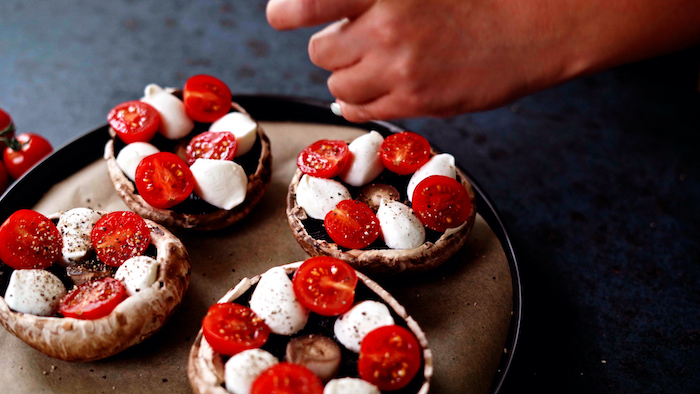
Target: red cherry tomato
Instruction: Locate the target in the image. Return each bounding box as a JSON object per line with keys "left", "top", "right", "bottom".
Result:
{"left": 107, "top": 100, "right": 161, "bottom": 144}
{"left": 0, "top": 107, "right": 16, "bottom": 152}
{"left": 292, "top": 256, "right": 358, "bottom": 316}
{"left": 185, "top": 131, "right": 237, "bottom": 165}
{"left": 297, "top": 139, "right": 350, "bottom": 178}
{"left": 0, "top": 209, "right": 61, "bottom": 270}
{"left": 380, "top": 131, "right": 431, "bottom": 175}
{"left": 202, "top": 303, "right": 271, "bottom": 356}
{"left": 3, "top": 133, "right": 53, "bottom": 180}
{"left": 0, "top": 161, "right": 9, "bottom": 194}
{"left": 358, "top": 324, "right": 422, "bottom": 391}
{"left": 411, "top": 175, "right": 472, "bottom": 232}
{"left": 183, "top": 75, "right": 232, "bottom": 123}
{"left": 251, "top": 362, "right": 324, "bottom": 394}
{"left": 324, "top": 199, "right": 380, "bottom": 249}
{"left": 90, "top": 211, "right": 151, "bottom": 267}
{"left": 59, "top": 277, "right": 126, "bottom": 320}
{"left": 134, "top": 152, "right": 195, "bottom": 209}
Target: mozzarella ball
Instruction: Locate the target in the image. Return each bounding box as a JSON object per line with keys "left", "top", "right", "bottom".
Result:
{"left": 324, "top": 378, "right": 381, "bottom": 394}
{"left": 224, "top": 348, "right": 279, "bottom": 394}
{"left": 250, "top": 266, "right": 309, "bottom": 335}
{"left": 141, "top": 83, "right": 194, "bottom": 140}
{"left": 295, "top": 174, "right": 351, "bottom": 220}
{"left": 114, "top": 255, "right": 159, "bottom": 296}
{"left": 57, "top": 208, "right": 102, "bottom": 265}
{"left": 190, "top": 159, "right": 248, "bottom": 210}
{"left": 407, "top": 153, "right": 457, "bottom": 202}
{"left": 209, "top": 112, "right": 258, "bottom": 157}
{"left": 339, "top": 131, "right": 385, "bottom": 187}
{"left": 334, "top": 300, "right": 395, "bottom": 353}
{"left": 116, "top": 142, "right": 160, "bottom": 181}
{"left": 376, "top": 199, "right": 426, "bottom": 249}
{"left": 5, "top": 269, "right": 67, "bottom": 316}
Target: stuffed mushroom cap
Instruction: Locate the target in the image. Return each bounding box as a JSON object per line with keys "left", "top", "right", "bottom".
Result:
{"left": 0, "top": 212, "right": 191, "bottom": 362}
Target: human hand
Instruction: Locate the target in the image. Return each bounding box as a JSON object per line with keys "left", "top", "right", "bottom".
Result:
{"left": 266, "top": 0, "right": 584, "bottom": 122}
{"left": 267, "top": 0, "right": 700, "bottom": 122}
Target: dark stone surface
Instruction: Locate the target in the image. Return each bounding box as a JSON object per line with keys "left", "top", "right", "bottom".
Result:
{"left": 1, "top": 1, "right": 698, "bottom": 393}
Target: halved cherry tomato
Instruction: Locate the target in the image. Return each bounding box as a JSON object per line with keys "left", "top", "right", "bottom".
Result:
{"left": 202, "top": 303, "right": 270, "bottom": 356}
{"left": 3, "top": 133, "right": 53, "bottom": 180}
{"left": 59, "top": 277, "right": 126, "bottom": 319}
{"left": 185, "top": 131, "right": 237, "bottom": 165}
{"left": 292, "top": 256, "right": 358, "bottom": 316}
{"left": 134, "top": 152, "right": 195, "bottom": 209}
{"left": 90, "top": 211, "right": 151, "bottom": 267}
{"left": 183, "top": 75, "right": 232, "bottom": 123}
{"left": 251, "top": 362, "right": 324, "bottom": 394}
{"left": 0, "top": 107, "right": 16, "bottom": 152}
{"left": 412, "top": 175, "right": 472, "bottom": 232}
{"left": 297, "top": 139, "right": 350, "bottom": 178}
{"left": 107, "top": 100, "right": 161, "bottom": 144}
{"left": 358, "top": 324, "right": 422, "bottom": 391}
{"left": 380, "top": 131, "right": 431, "bottom": 175}
{"left": 0, "top": 209, "right": 61, "bottom": 270}
{"left": 324, "top": 199, "right": 380, "bottom": 249}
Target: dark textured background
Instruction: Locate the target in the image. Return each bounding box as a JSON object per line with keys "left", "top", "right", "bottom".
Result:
{"left": 1, "top": 1, "right": 699, "bottom": 393}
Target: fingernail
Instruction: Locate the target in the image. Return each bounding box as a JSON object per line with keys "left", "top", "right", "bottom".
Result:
{"left": 330, "top": 102, "right": 342, "bottom": 116}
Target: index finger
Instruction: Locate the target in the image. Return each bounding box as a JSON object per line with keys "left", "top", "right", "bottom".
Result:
{"left": 266, "top": 0, "right": 375, "bottom": 30}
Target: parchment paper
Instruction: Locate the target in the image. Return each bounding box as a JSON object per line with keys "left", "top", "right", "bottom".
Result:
{"left": 0, "top": 122, "right": 513, "bottom": 393}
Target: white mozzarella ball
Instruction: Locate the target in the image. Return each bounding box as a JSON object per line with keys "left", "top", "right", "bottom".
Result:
{"left": 141, "top": 83, "right": 194, "bottom": 140}
{"left": 209, "top": 112, "right": 258, "bottom": 157}
{"left": 116, "top": 142, "right": 160, "bottom": 181}
{"left": 249, "top": 266, "right": 309, "bottom": 335}
{"left": 334, "top": 300, "right": 395, "bottom": 353}
{"left": 57, "top": 208, "right": 102, "bottom": 265}
{"left": 339, "top": 131, "right": 385, "bottom": 187}
{"left": 295, "top": 174, "right": 351, "bottom": 220}
{"left": 5, "top": 269, "right": 67, "bottom": 316}
{"left": 324, "top": 378, "right": 381, "bottom": 394}
{"left": 376, "top": 199, "right": 426, "bottom": 249}
{"left": 114, "top": 255, "right": 159, "bottom": 296}
{"left": 190, "top": 159, "right": 248, "bottom": 210}
{"left": 224, "top": 348, "right": 279, "bottom": 394}
{"left": 407, "top": 153, "right": 457, "bottom": 202}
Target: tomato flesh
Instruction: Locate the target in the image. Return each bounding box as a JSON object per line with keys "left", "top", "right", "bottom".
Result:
{"left": 293, "top": 256, "right": 358, "bottom": 316}
{"left": 183, "top": 75, "right": 232, "bottom": 123}
{"left": 185, "top": 131, "right": 237, "bottom": 165}
{"left": 91, "top": 211, "right": 151, "bottom": 267}
{"left": 3, "top": 133, "right": 53, "bottom": 180}
{"left": 412, "top": 175, "right": 472, "bottom": 232}
{"left": 107, "top": 100, "right": 161, "bottom": 144}
{"left": 297, "top": 139, "right": 350, "bottom": 178}
{"left": 251, "top": 362, "right": 324, "bottom": 394}
{"left": 59, "top": 277, "right": 126, "bottom": 320}
{"left": 380, "top": 131, "right": 431, "bottom": 175}
{"left": 0, "top": 209, "right": 61, "bottom": 270}
{"left": 134, "top": 152, "right": 195, "bottom": 209}
{"left": 358, "top": 324, "right": 422, "bottom": 391}
{"left": 202, "top": 303, "right": 270, "bottom": 356}
{"left": 324, "top": 199, "right": 380, "bottom": 249}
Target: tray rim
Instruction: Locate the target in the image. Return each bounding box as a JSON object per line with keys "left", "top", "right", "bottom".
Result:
{"left": 0, "top": 93, "right": 522, "bottom": 394}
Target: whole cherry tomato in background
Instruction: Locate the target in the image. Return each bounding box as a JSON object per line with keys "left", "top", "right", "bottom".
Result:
{"left": 0, "top": 161, "right": 8, "bottom": 194}
{"left": 3, "top": 132, "right": 53, "bottom": 180}
{"left": 0, "top": 107, "right": 16, "bottom": 152}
